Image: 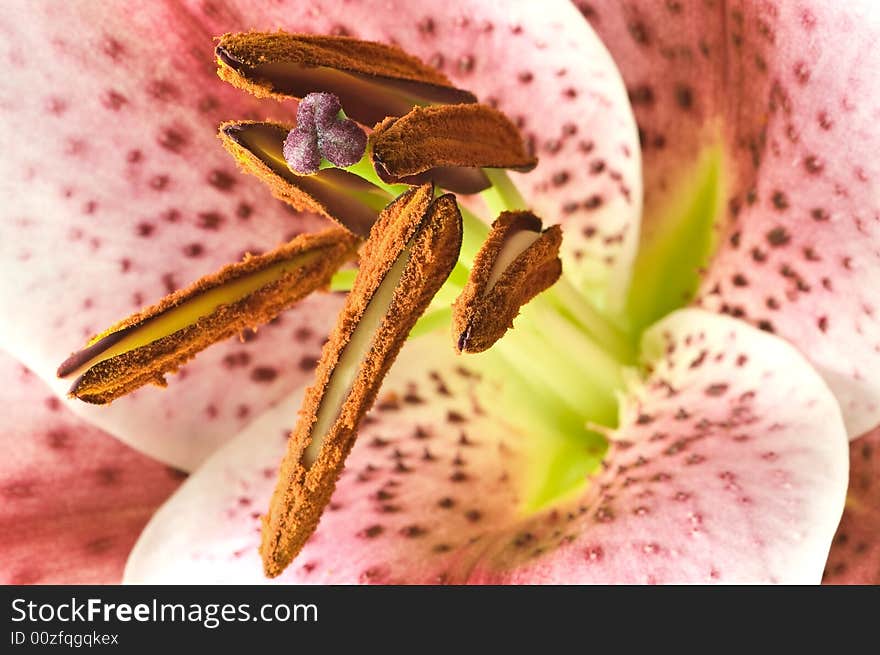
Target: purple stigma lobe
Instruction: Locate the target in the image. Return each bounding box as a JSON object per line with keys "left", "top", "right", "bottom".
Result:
{"left": 283, "top": 92, "right": 367, "bottom": 174}
{"left": 283, "top": 126, "right": 321, "bottom": 175}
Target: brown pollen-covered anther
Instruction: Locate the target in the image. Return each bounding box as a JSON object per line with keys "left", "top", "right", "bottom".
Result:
{"left": 371, "top": 104, "right": 538, "bottom": 194}
{"left": 57, "top": 229, "right": 358, "bottom": 404}
{"left": 220, "top": 121, "right": 389, "bottom": 238}
{"left": 453, "top": 211, "right": 562, "bottom": 354}
{"left": 215, "top": 31, "right": 477, "bottom": 126}
{"left": 260, "top": 183, "right": 462, "bottom": 578}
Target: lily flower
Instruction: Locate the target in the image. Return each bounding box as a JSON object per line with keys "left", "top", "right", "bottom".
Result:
{"left": 0, "top": 0, "right": 877, "bottom": 584}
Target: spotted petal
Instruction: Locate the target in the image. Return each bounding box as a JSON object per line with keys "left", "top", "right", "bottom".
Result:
{"left": 0, "top": 1, "right": 345, "bottom": 469}
{"left": 473, "top": 310, "right": 848, "bottom": 583}
{"left": 125, "top": 336, "right": 524, "bottom": 583}
{"left": 0, "top": 350, "right": 181, "bottom": 584}
{"left": 584, "top": 1, "right": 880, "bottom": 437}
{"left": 126, "top": 310, "right": 847, "bottom": 583}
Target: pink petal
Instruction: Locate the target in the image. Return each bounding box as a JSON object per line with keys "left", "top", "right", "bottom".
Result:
{"left": 126, "top": 311, "right": 847, "bottom": 583}
{"left": 0, "top": 351, "right": 182, "bottom": 584}
{"left": 823, "top": 425, "right": 880, "bottom": 584}
{"left": 472, "top": 310, "right": 848, "bottom": 583}
{"left": 125, "top": 336, "right": 524, "bottom": 583}
{"left": 585, "top": 1, "right": 880, "bottom": 436}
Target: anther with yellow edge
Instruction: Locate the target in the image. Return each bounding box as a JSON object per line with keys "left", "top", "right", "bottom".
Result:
{"left": 260, "top": 183, "right": 462, "bottom": 578}
{"left": 58, "top": 229, "right": 358, "bottom": 404}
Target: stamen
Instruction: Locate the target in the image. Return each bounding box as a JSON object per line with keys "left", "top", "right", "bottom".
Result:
{"left": 453, "top": 211, "right": 562, "bottom": 353}
{"left": 371, "top": 104, "right": 537, "bottom": 194}
{"left": 220, "top": 121, "right": 387, "bottom": 237}
{"left": 260, "top": 184, "right": 462, "bottom": 577}
{"left": 58, "top": 229, "right": 358, "bottom": 404}
{"left": 481, "top": 169, "right": 635, "bottom": 363}
{"left": 215, "top": 32, "right": 477, "bottom": 126}
{"left": 283, "top": 93, "right": 367, "bottom": 175}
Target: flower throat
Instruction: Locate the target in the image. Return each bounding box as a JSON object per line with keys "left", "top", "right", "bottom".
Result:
{"left": 57, "top": 31, "right": 638, "bottom": 578}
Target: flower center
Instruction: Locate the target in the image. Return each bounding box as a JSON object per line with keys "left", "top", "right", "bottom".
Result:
{"left": 57, "top": 31, "right": 682, "bottom": 579}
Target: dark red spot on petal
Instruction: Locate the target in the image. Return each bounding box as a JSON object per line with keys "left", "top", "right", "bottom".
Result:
{"left": 46, "top": 429, "right": 71, "bottom": 450}
{"left": 793, "top": 61, "right": 811, "bottom": 84}
{"left": 811, "top": 208, "right": 830, "bottom": 221}
{"left": 183, "top": 243, "right": 204, "bottom": 258}
{"left": 705, "top": 383, "right": 729, "bottom": 397}
{"left": 236, "top": 202, "right": 253, "bottom": 220}
{"left": 208, "top": 169, "right": 236, "bottom": 191}
{"left": 400, "top": 525, "right": 427, "bottom": 538}
{"left": 771, "top": 191, "right": 789, "bottom": 211}
{"left": 628, "top": 20, "right": 650, "bottom": 45}
{"left": 358, "top": 524, "right": 384, "bottom": 539}
{"left": 766, "top": 226, "right": 791, "bottom": 246}
{"left": 157, "top": 127, "right": 188, "bottom": 153}
{"left": 95, "top": 467, "right": 121, "bottom": 485}
{"left": 101, "top": 36, "right": 125, "bottom": 61}
{"left": 457, "top": 55, "right": 475, "bottom": 74}
{"left": 584, "top": 545, "right": 604, "bottom": 562}
{"left": 197, "top": 211, "right": 223, "bottom": 230}
{"left": 46, "top": 96, "right": 68, "bottom": 115}
{"left": 251, "top": 366, "right": 278, "bottom": 383}
{"left": 804, "top": 155, "right": 824, "bottom": 175}
{"left": 298, "top": 355, "right": 319, "bottom": 372}
{"left": 147, "top": 79, "right": 179, "bottom": 102}
{"left": 85, "top": 536, "right": 116, "bottom": 555}
{"left": 675, "top": 85, "right": 694, "bottom": 110}
{"left": 149, "top": 174, "right": 170, "bottom": 191}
